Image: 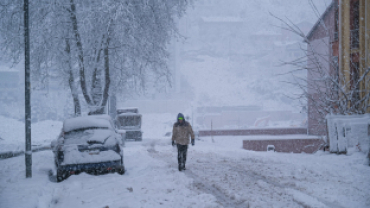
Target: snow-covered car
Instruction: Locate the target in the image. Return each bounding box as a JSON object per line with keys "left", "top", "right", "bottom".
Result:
{"left": 51, "top": 115, "right": 125, "bottom": 182}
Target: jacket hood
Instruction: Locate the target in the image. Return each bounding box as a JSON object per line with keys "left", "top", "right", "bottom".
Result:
{"left": 177, "top": 113, "right": 185, "bottom": 121}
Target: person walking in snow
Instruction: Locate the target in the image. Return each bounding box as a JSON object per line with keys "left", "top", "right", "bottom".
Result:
{"left": 172, "top": 113, "right": 195, "bottom": 171}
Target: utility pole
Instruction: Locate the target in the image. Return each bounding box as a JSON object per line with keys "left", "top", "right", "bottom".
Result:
{"left": 24, "top": 0, "right": 32, "bottom": 178}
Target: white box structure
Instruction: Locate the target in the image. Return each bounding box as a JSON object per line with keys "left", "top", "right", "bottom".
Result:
{"left": 326, "top": 114, "right": 370, "bottom": 154}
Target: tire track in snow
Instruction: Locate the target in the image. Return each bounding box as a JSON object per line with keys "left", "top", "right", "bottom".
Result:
{"left": 184, "top": 170, "right": 248, "bottom": 208}
{"left": 146, "top": 145, "right": 246, "bottom": 208}
{"left": 147, "top": 145, "right": 303, "bottom": 207}
{"left": 193, "top": 152, "right": 346, "bottom": 208}
{"left": 146, "top": 142, "right": 347, "bottom": 208}
{"left": 225, "top": 162, "right": 343, "bottom": 208}
{"left": 185, "top": 155, "right": 299, "bottom": 208}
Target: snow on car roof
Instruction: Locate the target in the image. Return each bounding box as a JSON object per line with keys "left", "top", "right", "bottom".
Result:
{"left": 63, "top": 115, "right": 112, "bottom": 133}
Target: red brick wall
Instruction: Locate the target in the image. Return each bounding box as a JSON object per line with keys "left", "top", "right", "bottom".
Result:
{"left": 243, "top": 138, "right": 325, "bottom": 153}
{"left": 199, "top": 128, "right": 307, "bottom": 137}
{"left": 307, "top": 93, "right": 328, "bottom": 136}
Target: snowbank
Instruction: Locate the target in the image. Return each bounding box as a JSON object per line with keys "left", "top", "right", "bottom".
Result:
{"left": 0, "top": 115, "right": 62, "bottom": 154}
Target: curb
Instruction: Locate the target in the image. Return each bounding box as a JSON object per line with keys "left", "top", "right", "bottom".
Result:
{"left": 0, "top": 145, "right": 51, "bottom": 160}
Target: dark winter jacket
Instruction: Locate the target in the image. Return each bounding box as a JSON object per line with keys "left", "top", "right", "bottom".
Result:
{"left": 172, "top": 114, "right": 195, "bottom": 145}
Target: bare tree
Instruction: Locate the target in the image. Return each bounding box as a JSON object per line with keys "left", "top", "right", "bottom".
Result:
{"left": 272, "top": 1, "right": 370, "bottom": 133}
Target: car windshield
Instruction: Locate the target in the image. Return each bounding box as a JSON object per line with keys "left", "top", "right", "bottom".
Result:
{"left": 64, "top": 127, "right": 109, "bottom": 140}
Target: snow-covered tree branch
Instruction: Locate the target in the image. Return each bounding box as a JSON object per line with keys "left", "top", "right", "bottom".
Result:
{"left": 0, "top": 0, "right": 191, "bottom": 115}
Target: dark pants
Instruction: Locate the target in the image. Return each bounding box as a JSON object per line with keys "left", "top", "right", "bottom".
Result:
{"left": 177, "top": 144, "right": 188, "bottom": 169}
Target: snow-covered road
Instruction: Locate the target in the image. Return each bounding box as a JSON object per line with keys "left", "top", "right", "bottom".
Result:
{"left": 1, "top": 137, "right": 369, "bottom": 208}
{"left": 149, "top": 138, "right": 370, "bottom": 208}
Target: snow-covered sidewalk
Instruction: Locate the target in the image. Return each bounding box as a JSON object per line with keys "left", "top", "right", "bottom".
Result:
{"left": 1, "top": 137, "right": 369, "bottom": 208}
{"left": 0, "top": 115, "right": 62, "bottom": 154}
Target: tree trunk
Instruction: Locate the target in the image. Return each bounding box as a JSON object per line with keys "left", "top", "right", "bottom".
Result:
{"left": 69, "top": 0, "right": 92, "bottom": 106}
{"left": 101, "top": 39, "right": 111, "bottom": 109}
{"left": 91, "top": 42, "right": 103, "bottom": 106}
{"left": 90, "top": 38, "right": 110, "bottom": 115}
{"left": 65, "top": 39, "right": 81, "bottom": 116}
{"left": 69, "top": 70, "right": 81, "bottom": 116}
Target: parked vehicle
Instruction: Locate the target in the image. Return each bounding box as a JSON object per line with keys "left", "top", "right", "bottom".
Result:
{"left": 115, "top": 108, "right": 143, "bottom": 141}
{"left": 51, "top": 115, "right": 125, "bottom": 182}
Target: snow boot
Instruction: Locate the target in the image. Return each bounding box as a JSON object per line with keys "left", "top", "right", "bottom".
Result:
{"left": 179, "top": 162, "right": 187, "bottom": 171}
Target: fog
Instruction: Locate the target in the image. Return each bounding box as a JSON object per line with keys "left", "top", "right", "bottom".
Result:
{"left": 119, "top": 0, "right": 332, "bottom": 129}
{"left": 0, "top": 0, "right": 331, "bottom": 129}
{"left": 1, "top": 2, "right": 369, "bottom": 207}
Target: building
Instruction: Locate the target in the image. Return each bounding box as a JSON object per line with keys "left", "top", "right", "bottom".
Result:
{"left": 306, "top": 0, "right": 370, "bottom": 136}
{"left": 306, "top": 1, "right": 336, "bottom": 136}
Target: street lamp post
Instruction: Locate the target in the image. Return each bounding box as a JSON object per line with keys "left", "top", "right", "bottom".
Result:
{"left": 24, "top": 0, "right": 32, "bottom": 178}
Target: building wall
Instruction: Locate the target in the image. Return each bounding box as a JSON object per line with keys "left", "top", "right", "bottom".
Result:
{"left": 197, "top": 110, "right": 306, "bottom": 130}
{"left": 243, "top": 138, "right": 325, "bottom": 153}
{"left": 361, "top": 0, "right": 370, "bottom": 112}
{"left": 306, "top": 0, "right": 370, "bottom": 135}
{"left": 307, "top": 37, "right": 331, "bottom": 135}
{"left": 200, "top": 128, "right": 307, "bottom": 137}
{"left": 339, "top": 0, "right": 370, "bottom": 111}
{"left": 306, "top": 3, "right": 335, "bottom": 136}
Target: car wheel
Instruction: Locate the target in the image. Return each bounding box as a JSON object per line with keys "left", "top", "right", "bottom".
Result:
{"left": 57, "top": 173, "right": 64, "bottom": 182}
{"left": 117, "top": 166, "right": 125, "bottom": 175}
{"left": 57, "top": 169, "right": 67, "bottom": 182}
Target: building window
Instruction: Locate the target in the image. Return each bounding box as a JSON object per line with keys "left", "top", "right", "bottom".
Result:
{"left": 350, "top": 0, "right": 359, "bottom": 49}
{"left": 332, "top": 56, "right": 339, "bottom": 96}
{"left": 350, "top": 62, "right": 359, "bottom": 89}
{"left": 334, "top": 2, "right": 339, "bottom": 41}
{"left": 350, "top": 60, "right": 360, "bottom": 106}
